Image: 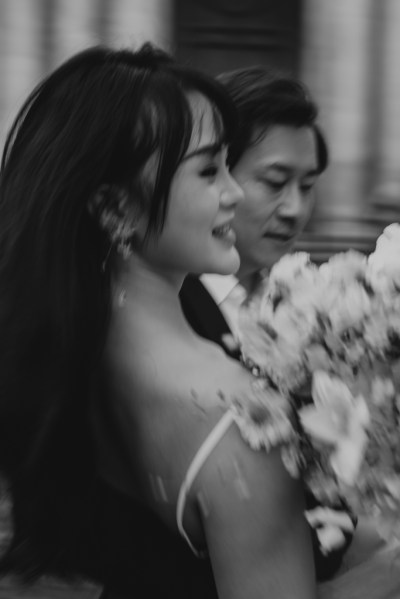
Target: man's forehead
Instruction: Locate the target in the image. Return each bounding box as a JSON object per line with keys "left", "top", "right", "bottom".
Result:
{"left": 265, "top": 161, "right": 319, "bottom": 176}
{"left": 249, "top": 125, "right": 318, "bottom": 169}
{"left": 252, "top": 122, "right": 315, "bottom": 144}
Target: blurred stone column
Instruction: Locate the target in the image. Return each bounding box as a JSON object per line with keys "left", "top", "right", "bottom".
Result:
{"left": 51, "top": 0, "right": 102, "bottom": 67}
{"left": 0, "top": 0, "right": 43, "bottom": 144}
{"left": 300, "top": 0, "right": 374, "bottom": 223}
{"left": 105, "top": 0, "right": 173, "bottom": 51}
{"left": 373, "top": 0, "right": 400, "bottom": 206}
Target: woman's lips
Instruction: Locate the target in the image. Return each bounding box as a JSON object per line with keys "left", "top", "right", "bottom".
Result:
{"left": 212, "top": 223, "right": 236, "bottom": 245}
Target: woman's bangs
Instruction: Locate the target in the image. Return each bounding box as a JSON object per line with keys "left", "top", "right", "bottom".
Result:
{"left": 140, "top": 83, "right": 192, "bottom": 236}
{"left": 210, "top": 103, "right": 228, "bottom": 147}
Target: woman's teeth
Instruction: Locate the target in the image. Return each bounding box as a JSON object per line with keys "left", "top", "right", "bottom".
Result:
{"left": 213, "top": 224, "right": 231, "bottom": 237}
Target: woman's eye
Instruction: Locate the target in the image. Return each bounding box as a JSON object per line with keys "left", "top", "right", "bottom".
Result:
{"left": 200, "top": 165, "right": 218, "bottom": 178}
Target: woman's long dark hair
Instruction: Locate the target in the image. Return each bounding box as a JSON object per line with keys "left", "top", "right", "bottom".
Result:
{"left": 0, "top": 43, "right": 236, "bottom": 581}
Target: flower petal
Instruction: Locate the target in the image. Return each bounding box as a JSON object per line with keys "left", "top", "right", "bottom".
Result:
{"left": 331, "top": 432, "right": 368, "bottom": 485}
{"left": 299, "top": 405, "right": 340, "bottom": 445}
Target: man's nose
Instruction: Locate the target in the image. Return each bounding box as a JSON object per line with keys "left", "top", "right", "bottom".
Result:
{"left": 278, "top": 184, "right": 303, "bottom": 220}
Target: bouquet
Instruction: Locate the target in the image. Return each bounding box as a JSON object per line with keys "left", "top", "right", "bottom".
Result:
{"left": 236, "top": 223, "right": 400, "bottom": 537}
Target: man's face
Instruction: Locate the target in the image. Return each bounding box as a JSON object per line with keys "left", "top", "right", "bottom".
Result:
{"left": 231, "top": 124, "right": 320, "bottom": 277}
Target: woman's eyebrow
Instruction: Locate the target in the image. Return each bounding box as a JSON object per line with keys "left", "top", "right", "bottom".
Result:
{"left": 182, "top": 142, "right": 223, "bottom": 162}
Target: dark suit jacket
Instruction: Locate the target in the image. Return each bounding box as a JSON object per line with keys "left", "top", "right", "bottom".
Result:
{"left": 180, "top": 274, "right": 241, "bottom": 359}
{"left": 180, "top": 274, "right": 355, "bottom": 582}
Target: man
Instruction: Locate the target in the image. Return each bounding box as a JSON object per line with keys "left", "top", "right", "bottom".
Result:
{"left": 180, "top": 66, "right": 356, "bottom": 581}
{"left": 181, "top": 67, "right": 327, "bottom": 343}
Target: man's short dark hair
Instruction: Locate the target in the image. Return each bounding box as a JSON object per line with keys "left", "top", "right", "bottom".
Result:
{"left": 218, "top": 66, "right": 328, "bottom": 173}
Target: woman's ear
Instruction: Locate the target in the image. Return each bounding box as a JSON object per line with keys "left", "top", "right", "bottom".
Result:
{"left": 88, "top": 184, "right": 145, "bottom": 258}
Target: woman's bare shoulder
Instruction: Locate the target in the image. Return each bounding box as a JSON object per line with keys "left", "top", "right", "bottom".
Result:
{"left": 107, "top": 321, "right": 255, "bottom": 408}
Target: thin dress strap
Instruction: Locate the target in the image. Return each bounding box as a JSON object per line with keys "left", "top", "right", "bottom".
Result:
{"left": 176, "top": 410, "right": 235, "bottom": 557}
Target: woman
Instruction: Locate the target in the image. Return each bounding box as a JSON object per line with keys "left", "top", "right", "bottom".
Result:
{"left": 0, "top": 44, "right": 316, "bottom": 598}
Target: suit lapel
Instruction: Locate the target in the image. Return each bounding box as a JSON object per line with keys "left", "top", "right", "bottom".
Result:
{"left": 180, "top": 275, "right": 232, "bottom": 347}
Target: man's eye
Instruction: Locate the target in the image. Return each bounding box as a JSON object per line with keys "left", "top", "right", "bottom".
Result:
{"left": 266, "top": 180, "right": 285, "bottom": 191}
{"left": 301, "top": 182, "right": 316, "bottom": 193}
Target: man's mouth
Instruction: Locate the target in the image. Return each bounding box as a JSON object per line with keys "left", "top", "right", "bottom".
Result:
{"left": 264, "top": 232, "right": 295, "bottom": 242}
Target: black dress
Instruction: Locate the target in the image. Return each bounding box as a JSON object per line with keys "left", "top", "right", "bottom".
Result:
{"left": 78, "top": 478, "right": 219, "bottom": 598}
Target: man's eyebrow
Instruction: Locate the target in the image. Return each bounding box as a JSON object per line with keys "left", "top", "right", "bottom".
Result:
{"left": 182, "top": 142, "right": 223, "bottom": 162}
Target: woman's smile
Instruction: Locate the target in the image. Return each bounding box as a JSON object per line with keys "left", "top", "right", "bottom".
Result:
{"left": 212, "top": 222, "right": 236, "bottom": 245}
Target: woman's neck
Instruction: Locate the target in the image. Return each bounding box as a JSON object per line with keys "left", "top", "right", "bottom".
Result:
{"left": 112, "top": 253, "right": 189, "bottom": 331}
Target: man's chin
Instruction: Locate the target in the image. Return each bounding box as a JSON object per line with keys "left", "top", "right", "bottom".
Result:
{"left": 266, "top": 242, "right": 297, "bottom": 267}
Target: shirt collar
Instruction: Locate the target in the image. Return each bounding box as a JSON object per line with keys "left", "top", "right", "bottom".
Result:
{"left": 200, "top": 273, "right": 239, "bottom": 306}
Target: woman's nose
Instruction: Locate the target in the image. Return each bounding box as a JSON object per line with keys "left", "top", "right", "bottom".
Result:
{"left": 220, "top": 172, "right": 244, "bottom": 208}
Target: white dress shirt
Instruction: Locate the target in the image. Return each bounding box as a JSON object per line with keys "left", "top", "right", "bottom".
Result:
{"left": 200, "top": 273, "right": 247, "bottom": 340}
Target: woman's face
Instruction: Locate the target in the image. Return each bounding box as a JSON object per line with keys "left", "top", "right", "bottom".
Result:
{"left": 142, "top": 93, "right": 243, "bottom": 277}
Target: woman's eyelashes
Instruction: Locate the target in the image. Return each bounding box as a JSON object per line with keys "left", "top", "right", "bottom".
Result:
{"left": 199, "top": 152, "right": 229, "bottom": 180}
{"left": 200, "top": 163, "right": 219, "bottom": 179}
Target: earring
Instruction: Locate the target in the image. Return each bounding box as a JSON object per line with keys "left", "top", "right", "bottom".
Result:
{"left": 117, "top": 289, "right": 127, "bottom": 307}
{"left": 88, "top": 185, "right": 139, "bottom": 261}
{"left": 116, "top": 237, "right": 134, "bottom": 260}
{"left": 101, "top": 205, "right": 137, "bottom": 260}
{"left": 102, "top": 244, "right": 113, "bottom": 272}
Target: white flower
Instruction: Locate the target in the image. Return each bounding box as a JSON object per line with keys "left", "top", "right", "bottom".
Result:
{"left": 375, "top": 223, "right": 400, "bottom": 251}
{"left": 367, "top": 224, "right": 400, "bottom": 294}
{"left": 269, "top": 252, "right": 314, "bottom": 285}
{"left": 319, "top": 250, "right": 367, "bottom": 287}
{"left": 238, "top": 297, "right": 277, "bottom": 371}
{"left": 270, "top": 301, "right": 317, "bottom": 345}
{"left": 299, "top": 371, "right": 370, "bottom": 486}
{"left": 238, "top": 287, "right": 319, "bottom": 391}
{"left": 305, "top": 507, "right": 354, "bottom": 554}
{"left": 371, "top": 376, "right": 396, "bottom": 406}
{"left": 384, "top": 476, "right": 400, "bottom": 502}
{"left": 304, "top": 344, "right": 333, "bottom": 372}
{"left": 363, "top": 303, "right": 393, "bottom": 354}
{"left": 327, "top": 283, "right": 372, "bottom": 334}
{"left": 231, "top": 382, "right": 295, "bottom": 451}
{"left": 267, "top": 252, "right": 318, "bottom": 301}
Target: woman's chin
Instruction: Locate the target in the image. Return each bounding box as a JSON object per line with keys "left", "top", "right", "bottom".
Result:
{"left": 215, "top": 252, "right": 241, "bottom": 275}
{"left": 194, "top": 249, "right": 239, "bottom": 276}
